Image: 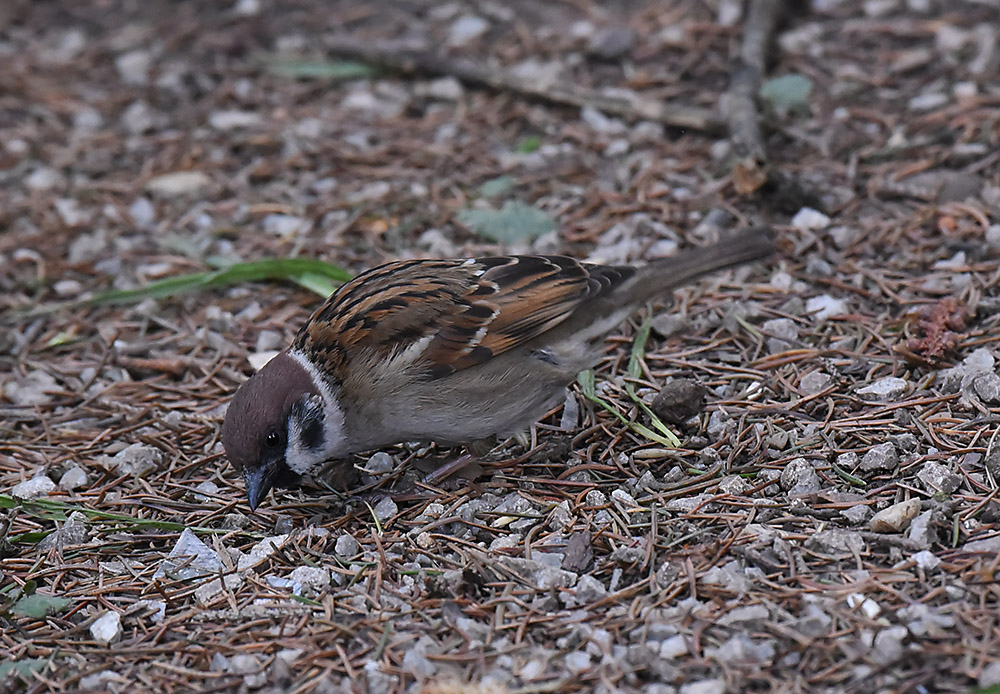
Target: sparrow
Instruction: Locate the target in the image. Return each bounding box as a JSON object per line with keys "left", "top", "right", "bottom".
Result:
{"left": 222, "top": 227, "right": 775, "bottom": 509}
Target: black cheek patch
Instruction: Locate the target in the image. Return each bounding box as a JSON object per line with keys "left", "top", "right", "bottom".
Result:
{"left": 299, "top": 414, "right": 325, "bottom": 451}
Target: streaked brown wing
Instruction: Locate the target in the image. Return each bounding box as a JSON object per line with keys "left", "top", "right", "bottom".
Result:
{"left": 293, "top": 256, "right": 635, "bottom": 380}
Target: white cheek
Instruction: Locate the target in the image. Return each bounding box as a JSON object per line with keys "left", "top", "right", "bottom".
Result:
{"left": 285, "top": 350, "right": 350, "bottom": 476}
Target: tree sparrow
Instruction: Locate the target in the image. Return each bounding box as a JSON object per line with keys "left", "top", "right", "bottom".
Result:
{"left": 222, "top": 227, "right": 774, "bottom": 509}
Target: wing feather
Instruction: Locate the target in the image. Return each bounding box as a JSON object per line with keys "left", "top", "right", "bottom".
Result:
{"left": 293, "top": 256, "right": 635, "bottom": 381}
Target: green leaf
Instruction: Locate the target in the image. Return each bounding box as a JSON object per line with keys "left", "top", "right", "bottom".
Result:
{"left": 759, "top": 74, "right": 813, "bottom": 115}
{"left": 265, "top": 58, "right": 377, "bottom": 81}
{"left": 516, "top": 136, "right": 542, "bottom": 153}
{"left": 88, "top": 258, "right": 352, "bottom": 305}
{"left": 291, "top": 271, "right": 342, "bottom": 298}
{"left": 11, "top": 593, "right": 71, "bottom": 618}
{"left": 457, "top": 201, "right": 556, "bottom": 244}
{"left": 477, "top": 175, "right": 516, "bottom": 198}
{"left": 0, "top": 658, "right": 46, "bottom": 681}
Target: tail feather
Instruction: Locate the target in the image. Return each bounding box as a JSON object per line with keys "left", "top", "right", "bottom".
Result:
{"left": 621, "top": 226, "right": 775, "bottom": 303}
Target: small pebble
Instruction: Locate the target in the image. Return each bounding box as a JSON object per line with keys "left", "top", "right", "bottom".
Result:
{"left": 447, "top": 15, "right": 489, "bottom": 46}
{"left": 90, "top": 611, "right": 122, "bottom": 644}
{"left": 59, "top": 465, "right": 89, "bottom": 491}
{"left": 846, "top": 592, "right": 881, "bottom": 619}
{"left": 146, "top": 171, "right": 210, "bottom": 197}
{"left": 799, "top": 371, "right": 832, "bottom": 395}
{"left": 651, "top": 379, "right": 707, "bottom": 425}
{"left": 208, "top": 110, "right": 262, "bottom": 130}
{"left": 860, "top": 442, "right": 899, "bottom": 472}
{"left": 364, "top": 452, "right": 395, "bottom": 474}
{"left": 856, "top": 377, "right": 908, "bottom": 401}
{"left": 870, "top": 498, "right": 921, "bottom": 533}
{"left": 805, "top": 294, "right": 848, "bottom": 321}
{"left": 791, "top": 207, "right": 831, "bottom": 231}
{"left": 11, "top": 475, "right": 56, "bottom": 499}
{"left": 335, "top": 533, "right": 360, "bottom": 557}
{"left": 912, "top": 549, "right": 940, "bottom": 571}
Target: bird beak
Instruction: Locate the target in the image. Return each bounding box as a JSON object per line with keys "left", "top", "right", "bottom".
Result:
{"left": 243, "top": 467, "right": 273, "bottom": 511}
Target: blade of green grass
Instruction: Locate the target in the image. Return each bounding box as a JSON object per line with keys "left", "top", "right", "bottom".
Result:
{"left": 577, "top": 370, "right": 679, "bottom": 448}
{"left": 625, "top": 316, "right": 681, "bottom": 448}
{"left": 0, "top": 494, "right": 234, "bottom": 540}
{"left": 87, "top": 258, "right": 352, "bottom": 305}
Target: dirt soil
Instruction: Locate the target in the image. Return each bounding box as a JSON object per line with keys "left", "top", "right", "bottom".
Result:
{"left": 2, "top": 1, "right": 1000, "bottom": 693}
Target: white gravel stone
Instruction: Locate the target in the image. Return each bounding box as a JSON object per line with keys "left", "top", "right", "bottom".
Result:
{"left": 195, "top": 574, "right": 244, "bottom": 604}
{"left": 79, "top": 670, "right": 127, "bottom": 690}
{"left": 155, "top": 528, "right": 223, "bottom": 580}
{"left": 718, "top": 475, "right": 749, "bottom": 495}
{"left": 372, "top": 496, "right": 398, "bottom": 523}
{"left": 115, "top": 49, "right": 152, "bottom": 85}
{"left": 860, "top": 442, "right": 899, "bottom": 472}
{"left": 53, "top": 279, "right": 84, "bottom": 298}
{"left": 912, "top": 549, "right": 941, "bottom": 571}
{"left": 908, "top": 92, "right": 948, "bottom": 112}
{"left": 908, "top": 510, "right": 935, "bottom": 548}
{"left": 869, "top": 499, "right": 921, "bottom": 533}
{"left": 25, "top": 166, "right": 64, "bottom": 191}
{"left": 718, "top": 604, "right": 769, "bottom": 626}
{"left": 262, "top": 213, "right": 311, "bottom": 237}
{"left": 805, "top": 294, "right": 848, "bottom": 321}
{"left": 121, "top": 100, "right": 158, "bottom": 134}
{"left": 981, "top": 662, "right": 1000, "bottom": 689}
{"left": 146, "top": 171, "right": 211, "bottom": 197}
{"left": 872, "top": 625, "right": 908, "bottom": 662}
{"left": 90, "top": 610, "right": 122, "bottom": 644}
{"left": 111, "top": 443, "right": 163, "bottom": 477}
{"left": 790, "top": 207, "right": 831, "bottom": 231}
{"left": 611, "top": 489, "right": 640, "bottom": 508}
{"left": 847, "top": 593, "right": 881, "bottom": 619}
{"left": 680, "top": 679, "right": 726, "bottom": 694}
{"left": 5, "top": 369, "right": 59, "bottom": 406}
{"left": 209, "top": 110, "right": 262, "bottom": 130}
{"left": 565, "top": 651, "right": 591, "bottom": 675}
{"left": 799, "top": 371, "right": 832, "bottom": 395}
{"left": 237, "top": 533, "right": 290, "bottom": 572}
{"left": 364, "top": 452, "right": 395, "bottom": 473}
{"left": 780, "top": 458, "right": 822, "bottom": 495}
{"left": 228, "top": 653, "right": 265, "bottom": 689}
{"left": 840, "top": 504, "right": 872, "bottom": 525}
{"left": 335, "top": 533, "right": 360, "bottom": 557}
{"left": 447, "top": 15, "right": 489, "bottom": 46}
{"left": 762, "top": 317, "right": 799, "bottom": 353}
{"left": 807, "top": 529, "right": 864, "bottom": 555}
{"left": 129, "top": 197, "right": 156, "bottom": 228}
{"left": 660, "top": 634, "right": 688, "bottom": 659}
{"left": 11, "top": 475, "right": 56, "bottom": 499}
{"left": 916, "top": 461, "right": 961, "bottom": 495}
{"left": 973, "top": 372, "right": 1000, "bottom": 403}
{"left": 58, "top": 465, "right": 89, "bottom": 491}
{"left": 829, "top": 225, "right": 861, "bottom": 249}
{"left": 54, "top": 198, "right": 86, "bottom": 226}
{"left": 856, "top": 377, "right": 908, "bottom": 401}
{"left": 192, "top": 479, "right": 220, "bottom": 501}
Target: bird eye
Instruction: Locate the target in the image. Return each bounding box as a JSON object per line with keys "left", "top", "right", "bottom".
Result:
{"left": 264, "top": 430, "right": 282, "bottom": 449}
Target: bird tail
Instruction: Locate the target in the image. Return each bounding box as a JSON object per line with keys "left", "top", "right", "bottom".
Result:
{"left": 623, "top": 226, "right": 775, "bottom": 303}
